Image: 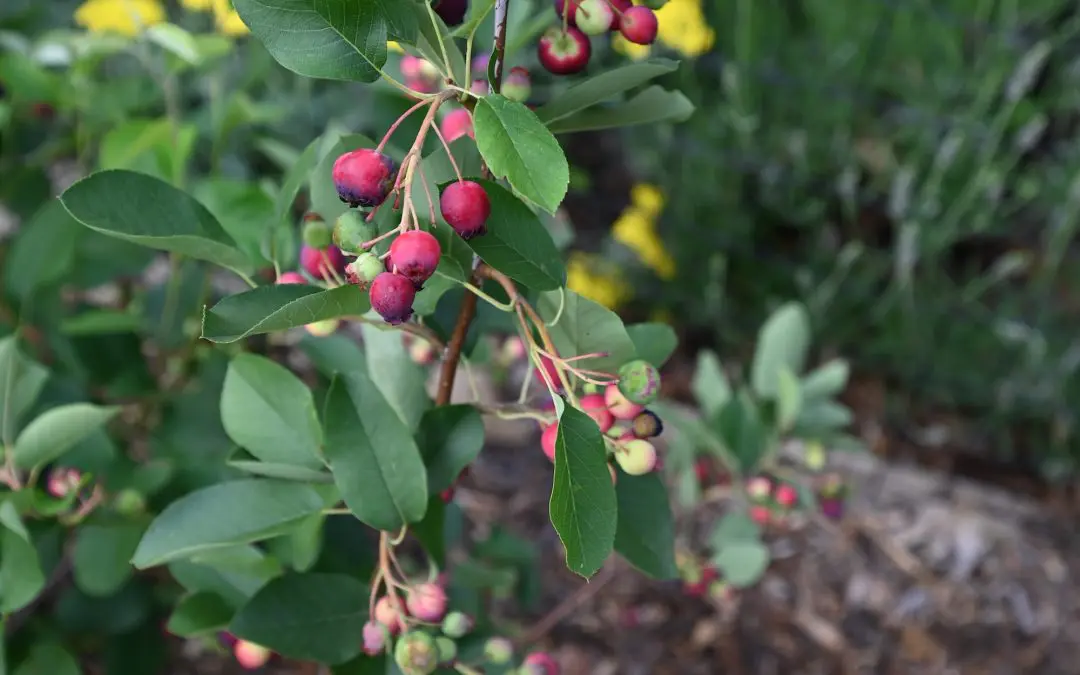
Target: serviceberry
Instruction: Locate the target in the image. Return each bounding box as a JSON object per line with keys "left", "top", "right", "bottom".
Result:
{"left": 541, "top": 423, "right": 558, "bottom": 463}
{"left": 440, "top": 107, "right": 474, "bottom": 143}
{"left": 113, "top": 489, "right": 146, "bottom": 515}
{"left": 441, "top": 612, "right": 473, "bottom": 638}
{"left": 502, "top": 66, "right": 532, "bottom": 102}
{"left": 345, "top": 252, "right": 384, "bottom": 288}
{"left": 619, "top": 5, "right": 659, "bottom": 45}
{"left": 774, "top": 483, "right": 798, "bottom": 508}
{"left": 374, "top": 595, "right": 405, "bottom": 635}
{"left": 46, "top": 468, "right": 81, "bottom": 499}
{"left": 435, "top": 636, "right": 458, "bottom": 665}
{"left": 406, "top": 582, "right": 448, "bottom": 622}
{"left": 615, "top": 439, "right": 657, "bottom": 475}
{"left": 579, "top": 393, "right": 614, "bottom": 433}
{"left": 554, "top": 0, "right": 580, "bottom": 26}
{"left": 749, "top": 504, "right": 771, "bottom": 526}
{"left": 332, "top": 148, "right": 397, "bottom": 208}
{"left": 522, "top": 651, "right": 560, "bottom": 675}
{"left": 304, "top": 319, "right": 340, "bottom": 337}
{"left": 395, "top": 631, "right": 439, "bottom": 675}
{"left": 300, "top": 244, "right": 347, "bottom": 280}
{"left": 820, "top": 497, "right": 844, "bottom": 520}
{"left": 574, "top": 0, "right": 613, "bottom": 35}
{"left": 362, "top": 620, "right": 387, "bottom": 655}
{"left": 535, "top": 355, "right": 562, "bottom": 390}
{"left": 631, "top": 409, "right": 663, "bottom": 438}
{"left": 538, "top": 26, "right": 591, "bottom": 75}
{"left": 388, "top": 230, "right": 441, "bottom": 285}
{"left": 276, "top": 271, "right": 306, "bottom": 285}
{"left": 617, "top": 359, "right": 661, "bottom": 405}
{"left": 233, "top": 641, "right": 272, "bottom": 670}
{"left": 369, "top": 272, "right": 417, "bottom": 325}
{"left": 302, "top": 217, "right": 332, "bottom": 248}
{"left": 604, "top": 383, "right": 644, "bottom": 420}
{"left": 333, "top": 209, "right": 377, "bottom": 252}
{"left": 483, "top": 637, "right": 514, "bottom": 665}
{"left": 440, "top": 181, "right": 491, "bottom": 240}
{"left": 607, "top": 0, "right": 633, "bottom": 29}
{"left": 746, "top": 476, "right": 772, "bottom": 501}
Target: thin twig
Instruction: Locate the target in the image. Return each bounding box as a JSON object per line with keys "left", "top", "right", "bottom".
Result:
{"left": 513, "top": 564, "right": 618, "bottom": 648}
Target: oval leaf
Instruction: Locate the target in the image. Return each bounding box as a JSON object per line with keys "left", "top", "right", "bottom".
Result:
{"left": 416, "top": 404, "right": 484, "bottom": 495}
{"left": 546, "top": 86, "right": 696, "bottom": 134}
{"left": 132, "top": 479, "right": 326, "bottom": 568}
{"left": 167, "top": 591, "right": 235, "bottom": 637}
{"left": 451, "top": 179, "right": 566, "bottom": 291}
{"left": 751, "top": 302, "right": 811, "bottom": 398}
{"left": 626, "top": 322, "right": 677, "bottom": 368}
{"left": 550, "top": 406, "right": 617, "bottom": 578}
{"left": 201, "top": 284, "right": 370, "bottom": 343}
{"left": 221, "top": 354, "right": 323, "bottom": 467}
{"left": 613, "top": 470, "right": 677, "bottom": 579}
{"left": 536, "top": 290, "right": 637, "bottom": 372}
{"left": 473, "top": 95, "right": 569, "bottom": 214}
{"left": 322, "top": 372, "right": 428, "bottom": 531}
{"left": 535, "top": 59, "right": 681, "bottom": 124}
{"left": 229, "top": 573, "right": 368, "bottom": 665}
{"left": 0, "top": 514, "right": 44, "bottom": 613}
{"left": 713, "top": 540, "right": 770, "bottom": 588}
{"left": 59, "top": 170, "right": 250, "bottom": 273}
{"left": 73, "top": 522, "right": 146, "bottom": 597}
{"left": 12, "top": 403, "right": 120, "bottom": 471}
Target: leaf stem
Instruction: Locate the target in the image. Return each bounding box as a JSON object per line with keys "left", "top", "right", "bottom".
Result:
{"left": 429, "top": 121, "right": 465, "bottom": 183}
{"left": 375, "top": 96, "right": 434, "bottom": 154}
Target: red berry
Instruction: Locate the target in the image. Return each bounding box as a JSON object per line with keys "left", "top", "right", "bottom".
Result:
{"left": 554, "top": 0, "right": 579, "bottom": 26}
{"left": 388, "top": 230, "right": 441, "bottom": 286}
{"left": 440, "top": 108, "right": 474, "bottom": 143}
{"left": 276, "top": 271, "right": 306, "bottom": 285}
{"left": 440, "top": 486, "right": 455, "bottom": 503}
{"left": 541, "top": 423, "right": 558, "bottom": 463}
{"left": 522, "top": 652, "right": 559, "bottom": 675}
{"left": 440, "top": 181, "right": 491, "bottom": 240}
{"left": 619, "top": 6, "right": 658, "bottom": 45}
{"left": 579, "top": 393, "right": 614, "bottom": 433}
{"left": 749, "top": 505, "right": 771, "bottom": 526}
{"left": 608, "top": 0, "right": 632, "bottom": 29}
{"left": 538, "top": 26, "right": 591, "bottom": 76}
{"left": 369, "top": 272, "right": 416, "bottom": 325}
{"left": 332, "top": 148, "right": 397, "bottom": 208}
{"left": 774, "top": 483, "right": 798, "bottom": 508}
{"left": 300, "top": 245, "right": 347, "bottom": 280}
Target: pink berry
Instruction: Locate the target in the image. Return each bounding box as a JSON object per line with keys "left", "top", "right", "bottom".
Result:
{"left": 746, "top": 476, "right": 772, "bottom": 501}
{"left": 440, "top": 486, "right": 455, "bottom": 503}
{"left": 574, "top": 0, "right": 613, "bottom": 35}
{"left": 362, "top": 620, "right": 387, "bottom": 655}
{"left": 369, "top": 272, "right": 416, "bottom": 325}
{"left": 538, "top": 26, "right": 591, "bottom": 76}
{"left": 470, "top": 78, "right": 488, "bottom": 95}
{"left": 472, "top": 52, "right": 491, "bottom": 74}
{"left": 332, "top": 148, "right": 397, "bottom": 208}
{"left": 579, "top": 393, "right": 614, "bottom": 433}
{"left": 46, "top": 468, "right": 81, "bottom": 499}
{"left": 522, "top": 651, "right": 560, "bottom": 675}
{"left": 608, "top": 0, "right": 632, "bottom": 29}
{"left": 299, "top": 244, "right": 347, "bottom": 280}
{"left": 440, "top": 181, "right": 491, "bottom": 240}
{"left": 388, "top": 230, "right": 441, "bottom": 286}
{"left": 749, "top": 505, "right": 771, "bottom": 526}
{"left": 502, "top": 66, "right": 532, "bottom": 102}
{"left": 233, "top": 640, "right": 272, "bottom": 670}
{"left": 619, "top": 6, "right": 658, "bottom": 45}
{"left": 774, "top": 483, "right": 798, "bottom": 508}
{"left": 276, "top": 271, "right": 306, "bottom": 285}
{"left": 554, "top": 0, "right": 580, "bottom": 26}
{"left": 440, "top": 108, "right": 474, "bottom": 143}
{"left": 406, "top": 583, "right": 449, "bottom": 622}
{"left": 373, "top": 595, "right": 404, "bottom": 635}
{"left": 541, "top": 423, "right": 558, "bottom": 463}
{"left": 604, "top": 383, "right": 644, "bottom": 420}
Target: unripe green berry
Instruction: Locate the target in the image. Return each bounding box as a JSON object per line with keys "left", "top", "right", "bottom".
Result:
{"left": 483, "top": 637, "right": 513, "bottom": 665}
{"left": 113, "top": 488, "right": 146, "bottom": 515}
{"left": 616, "top": 359, "right": 661, "bottom": 405}
{"left": 615, "top": 439, "right": 657, "bottom": 475}
{"left": 440, "top": 611, "right": 473, "bottom": 638}
{"left": 302, "top": 218, "right": 333, "bottom": 249}
{"left": 394, "top": 631, "right": 439, "bottom": 675}
{"left": 333, "top": 210, "right": 377, "bottom": 253}
{"left": 435, "top": 636, "right": 457, "bottom": 664}
{"left": 345, "top": 252, "right": 384, "bottom": 287}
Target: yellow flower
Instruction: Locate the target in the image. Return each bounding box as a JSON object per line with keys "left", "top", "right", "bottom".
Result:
{"left": 630, "top": 183, "right": 665, "bottom": 217}
{"left": 211, "top": 0, "right": 249, "bottom": 36}
{"left": 612, "top": 206, "right": 677, "bottom": 280}
{"left": 179, "top": 0, "right": 213, "bottom": 10}
{"left": 613, "top": 0, "right": 716, "bottom": 59}
{"left": 75, "top": 0, "right": 165, "bottom": 36}
{"left": 566, "top": 252, "right": 631, "bottom": 310}
{"left": 388, "top": 41, "right": 404, "bottom": 53}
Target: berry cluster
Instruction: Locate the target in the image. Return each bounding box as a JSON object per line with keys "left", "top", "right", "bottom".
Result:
{"left": 676, "top": 551, "right": 733, "bottom": 601}
{"left": 538, "top": 359, "right": 665, "bottom": 477}
{"left": 541, "top": 0, "right": 659, "bottom": 75}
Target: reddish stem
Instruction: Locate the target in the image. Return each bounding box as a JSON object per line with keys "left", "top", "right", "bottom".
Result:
{"left": 375, "top": 98, "right": 433, "bottom": 154}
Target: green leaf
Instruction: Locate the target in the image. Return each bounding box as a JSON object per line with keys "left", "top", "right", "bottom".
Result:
{"left": 12, "top": 403, "right": 120, "bottom": 471}
{"left": 3, "top": 199, "right": 81, "bottom": 302}
{"left": 132, "top": 479, "right": 326, "bottom": 568}
{"left": 146, "top": 23, "right": 203, "bottom": 65}
{"left": 410, "top": 495, "right": 446, "bottom": 568}
{"left": 0, "top": 520, "right": 44, "bottom": 613}
{"left": 13, "top": 642, "right": 79, "bottom": 675}
{"left": 61, "top": 309, "right": 144, "bottom": 335}
{"left": 227, "top": 458, "right": 334, "bottom": 483}
{"left": 221, "top": 354, "right": 324, "bottom": 467}
{"left": 229, "top": 573, "right": 369, "bottom": 665}
{"left": 232, "top": 0, "right": 413, "bottom": 82}
{"left": 99, "top": 118, "right": 196, "bottom": 182}
{"left": 416, "top": 404, "right": 484, "bottom": 495}
{"left": 550, "top": 406, "right": 617, "bottom": 578}
{"left": 750, "top": 302, "right": 811, "bottom": 398}
{"left": 710, "top": 512, "right": 761, "bottom": 549}
{"left": 194, "top": 179, "right": 277, "bottom": 266}
{"left": 473, "top": 95, "right": 569, "bottom": 214}
{"left": 776, "top": 367, "right": 802, "bottom": 431}
{"left": 322, "top": 372, "right": 428, "bottom": 531}
{"left": 536, "top": 290, "right": 637, "bottom": 372}
{"left": 714, "top": 392, "right": 767, "bottom": 472}
{"left": 626, "top": 322, "right": 677, "bottom": 368}
{"left": 535, "top": 59, "right": 681, "bottom": 124}
{"left": 275, "top": 136, "right": 321, "bottom": 224}
{"left": 546, "top": 86, "right": 695, "bottom": 134}
{"left": 166, "top": 591, "right": 235, "bottom": 637}
{"left": 800, "top": 359, "right": 850, "bottom": 401}
{"left": 456, "top": 179, "right": 566, "bottom": 291}
{"left": 713, "top": 540, "right": 770, "bottom": 588}
{"left": 274, "top": 513, "right": 324, "bottom": 573}
{"left": 201, "top": 284, "right": 370, "bottom": 343}
{"left": 169, "top": 545, "right": 283, "bottom": 608}
{"left": 359, "top": 324, "right": 429, "bottom": 432}
{"left": 73, "top": 522, "right": 146, "bottom": 597}
{"left": 59, "top": 170, "right": 250, "bottom": 274}
{"left": 692, "top": 350, "right": 730, "bottom": 418}
{"left": 0, "top": 336, "right": 49, "bottom": 444}
{"left": 793, "top": 401, "right": 854, "bottom": 436}
{"left": 613, "top": 471, "right": 676, "bottom": 579}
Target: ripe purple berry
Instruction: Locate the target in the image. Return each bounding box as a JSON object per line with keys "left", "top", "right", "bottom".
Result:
{"left": 432, "top": 0, "right": 468, "bottom": 26}
{"left": 388, "top": 230, "right": 441, "bottom": 286}
{"left": 538, "top": 26, "right": 591, "bottom": 76}
{"left": 631, "top": 410, "right": 663, "bottom": 438}
{"left": 440, "top": 181, "right": 491, "bottom": 240}
{"left": 405, "top": 582, "right": 448, "bottom": 623}
{"left": 619, "top": 5, "right": 658, "bottom": 45}
{"left": 300, "top": 244, "right": 347, "bottom": 280}
{"left": 332, "top": 148, "right": 397, "bottom": 208}
{"left": 369, "top": 272, "right": 416, "bottom": 325}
